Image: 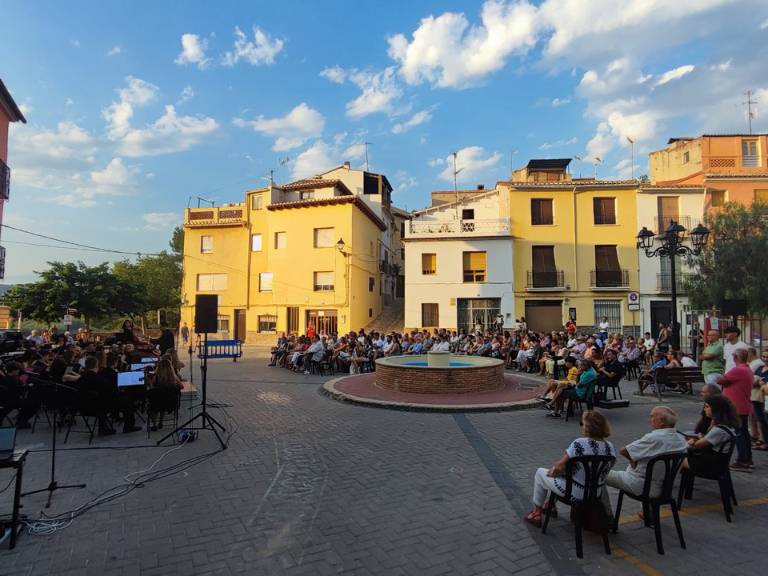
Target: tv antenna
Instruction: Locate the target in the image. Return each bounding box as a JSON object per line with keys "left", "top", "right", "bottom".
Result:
{"left": 452, "top": 151, "right": 465, "bottom": 219}
{"left": 364, "top": 142, "right": 372, "bottom": 171}
{"left": 574, "top": 155, "right": 583, "bottom": 178}
{"left": 744, "top": 90, "right": 758, "bottom": 134}
{"left": 592, "top": 157, "right": 603, "bottom": 180}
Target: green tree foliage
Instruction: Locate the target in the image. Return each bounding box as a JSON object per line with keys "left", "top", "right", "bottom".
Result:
{"left": 170, "top": 225, "right": 184, "bottom": 256}
{"left": 687, "top": 201, "right": 768, "bottom": 315}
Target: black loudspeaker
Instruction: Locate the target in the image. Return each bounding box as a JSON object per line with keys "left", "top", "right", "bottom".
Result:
{"left": 720, "top": 299, "right": 747, "bottom": 317}
{"left": 195, "top": 294, "right": 218, "bottom": 333}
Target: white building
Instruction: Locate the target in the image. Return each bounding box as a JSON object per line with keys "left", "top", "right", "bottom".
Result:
{"left": 404, "top": 189, "right": 514, "bottom": 331}
{"left": 636, "top": 184, "right": 706, "bottom": 337}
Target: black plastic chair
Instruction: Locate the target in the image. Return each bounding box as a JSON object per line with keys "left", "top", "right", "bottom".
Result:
{"left": 565, "top": 389, "right": 595, "bottom": 422}
{"left": 612, "top": 452, "right": 687, "bottom": 555}
{"left": 677, "top": 433, "right": 738, "bottom": 522}
{"left": 541, "top": 455, "right": 616, "bottom": 559}
{"left": 64, "top": 387, "right": 108, "bottom": 445}
{"left": 146, "top": 387, "right": 180, "bottom": 438}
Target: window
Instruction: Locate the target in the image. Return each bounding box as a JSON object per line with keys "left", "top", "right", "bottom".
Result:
{"left": 252, "top": 194, "right": 263, "bottom": 210}
{"left": 400, "top": 247, "right": 405, "bottom": 261}
{"left": 710, "top": 190, "right": 725, "bottom": 207}
{"left": 755, "top": 189, "right": 768, "bottom": 204}
{"left": 217, "top": 315, "right": 230, "bottom": 332}
{"left": 531, "top": 246, "right": 558, "bottom": 287}
{"left": 259, "top": 272, "right": 273, "bottom": 292}
{"left": 742, "top": 139, "right": 759, "bottom": 167}
{"left": 422, "top": 253, "right": 436, "bottom": 275}
{"left": 682, "top": 151, "right": 690, "bottom": 164}
{"left": 461, "top": 208, "right": 475, "bottom": 220}
{"left": 657, "top": 196, "right": 679, "bottom": 230}
{"left": 313, "top": 227, "right": 334, "bottom": 248}
{"left": 258, "top": 315, "right": 277, "bottom": 333}
{"left": 463, "top": 251, "right": 487, "bottom": 283}
{"left": 531, "top": 198, "right": 554, "bottom": 225}
{"left": 197, "top": 273, "right": 227, "bottom": 291}
{"left": 369, "top": 308, "right": 373, "bottom": 318}
{"left": 400, "top": 221, "right": 405, "bottom": 237}
{"left": 369, "top": 241, "right": 374, "bottom": 256}
{"left": 593, "top": 197, "right": 616, "bottom": 225}
{"left": 369, "top": 277, "right": 375, "bottom": 292}
{"left": 422, "top": 303, "right": 439, "bottom": 327}
{"left": 593, "top": 300, "right": 621, "bottom": 332}
{"left": 300, "top": 190, "right": 315, "bottom": 200}
{"left": 313, "top": 271, "right": 334, "bottom": 291}
{"left": 274, "top": 231, "right": 287, "bottom": 249}
{"left": 200, "top": 236, "right": 213, "bottom": 254}
{"left": 594, "top": 245, "right": 622, "bottom": 286}
{"left": 251, "top": 234, "right": 262, "bottom": 252}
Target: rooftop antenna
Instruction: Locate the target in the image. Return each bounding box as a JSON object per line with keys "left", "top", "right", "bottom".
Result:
{"left": 510, "top": 149, "right": 518, "bottom": 178}
{"left": 261, "top": 169, "right": 274, "bottom": 186}
{"left": 744, "top": 90, "right": 757, "bottom": 134}
{"left": 574, "top": 155, "right": 583, "bottom": 178}
{"left": 196, "top": 196, "right": 215, "bottom": 208}
{"left": 593, "top": 157, "right": 603, "bottom": 180}
{"left": 452, "top": 151, "right": 465, "bottom": 219}
{"left": 364, "top": 142, "right": 372, "bottom": 171}
{"left": 626, "top": 136, "right": 635, "bottom": 179}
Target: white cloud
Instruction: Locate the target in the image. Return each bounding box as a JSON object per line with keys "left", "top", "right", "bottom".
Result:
{"left": 388, "top": 0, "right": 539, "bottom": 88}
{"left": 53, "top": 158, "right": 139, "bottom": 207}
{"left": 392, "top": 108, "right": 434, "bottom": 133}
{"left": 118, "top": 105, "right": 219, "bottom": 157}
{"left": 551, "top": 97, "right": 571, "bottom": 107}
{"left": 103, "top": 76, "right": 159, "bottom": 139}
{"left": 142, "top": 212, "right": 180, "bottom": 230}
{"left": 342, "top": 143, "right": 367, "bottom": 160}
{"left": 222, "top": 26, "right": 284, "bottom": 66}
{"left": 393, "top": 170, "right": 418, "bottom": 195}
{"left": 654, "top": 64, "right": 695, "bottom": 87}
{"left": 18, "top": 101, "right": 32, "bottom": 116}
{"left": 107, "top": 45, "right": 123, "bottom": 56}
{"left": 11, "top": 120, "right": 97, "bottom": 169}
{"left": 233, "top": 102, "right": 324, "bottom": 151}
{"left": 320, "top": 66, "right": 347, "bottom": 84}
{"left": 346, "top": 67, "right": 402, "bottom": 118}
{"left": 710, "top": 59, "right": 732, "bottom": 71}
{"left": 538, "top": 136, "right": 577, "bottom": 150}
{"left": 762, "top": 18, "right": 768, "bottom": 30}
{"left": 428, "top": 157, "right": 444, "bottom": 167}
{"left": 178, "top": 85, "right": 195, "bottom": 104}
{"left": 65, "top": 97, "right": 74, "bottom": 106}
{"left": 291, "top": 140, "right": 335, "bottom": 180}
{"left": 436, "top": 146, "right": 502, "bottom": 183}
{"left": 175, "top": 34, "right": 211, "bottom": 69}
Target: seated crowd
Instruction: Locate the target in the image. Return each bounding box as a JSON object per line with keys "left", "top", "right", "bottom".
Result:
{"left": 1, "top": 321, "right": 184, "bottom": 436}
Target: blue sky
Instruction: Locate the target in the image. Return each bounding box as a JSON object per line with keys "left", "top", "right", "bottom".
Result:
{"left": 3, "top": 0, "right": 767, "bottom": 282}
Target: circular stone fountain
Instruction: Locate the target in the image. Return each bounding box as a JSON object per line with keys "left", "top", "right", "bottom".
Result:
{"left": 375, "top": 353, "right": 504, "bottom": 394}
{"left": 321, "top": 350, "right": 544, "bottom": 412}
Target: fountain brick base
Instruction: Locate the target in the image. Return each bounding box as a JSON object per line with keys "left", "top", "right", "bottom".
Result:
{"left": 375, "top": 356, "right": 505, "bottom": 394}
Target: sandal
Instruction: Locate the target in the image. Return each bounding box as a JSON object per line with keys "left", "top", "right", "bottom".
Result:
{"left": 523, "top": 510, "right": 542, "bottom": 527}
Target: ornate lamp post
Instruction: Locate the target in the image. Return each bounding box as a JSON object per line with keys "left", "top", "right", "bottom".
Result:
{"left": 636, "top": 220, "right": 709, "bottom": 350}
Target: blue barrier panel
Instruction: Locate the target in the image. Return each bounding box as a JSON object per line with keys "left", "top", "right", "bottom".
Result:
{"left": 199, "top": 339, "right": 243, "bottom": 360}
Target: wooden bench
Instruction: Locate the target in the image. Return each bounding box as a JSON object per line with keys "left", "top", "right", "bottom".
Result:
{"left": 652, "top": 367, "right": 703, "bottom": 399}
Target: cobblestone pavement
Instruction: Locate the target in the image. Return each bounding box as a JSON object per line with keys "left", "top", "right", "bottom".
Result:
{"left": 2, "top": 353, "right": 767, "bottom": 575}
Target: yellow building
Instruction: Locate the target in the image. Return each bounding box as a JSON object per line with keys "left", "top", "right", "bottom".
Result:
{"left": 498, "top": 159, "right": 641, "bottom": 334}
{"left": 181, "top": 165, "right": 404, "bottom": 342}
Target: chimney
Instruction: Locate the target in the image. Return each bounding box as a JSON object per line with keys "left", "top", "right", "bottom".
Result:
{"left": 477, "top": 184, "right": 484, "bottom": 190}
{"left": 343, "top": 161, "right": 351, "bottom": 169}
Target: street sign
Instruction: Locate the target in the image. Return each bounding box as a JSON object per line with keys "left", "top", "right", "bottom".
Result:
{"left": 627, "top": 292, "right": 640, "bottom": 311}
{"left": 63, "top": 314, "right": 74, "bottom": 325}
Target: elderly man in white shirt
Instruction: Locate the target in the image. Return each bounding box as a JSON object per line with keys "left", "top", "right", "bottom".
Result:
{"left": 723, "top": 326, "right": 748, "bottom": 373}
{"left": 604, "top": 406, "right": 688, "bottom": 503}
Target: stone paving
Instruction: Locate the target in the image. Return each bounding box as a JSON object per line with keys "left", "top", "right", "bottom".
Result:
{"left": 1, "top": 352, "right": 767, "bottom": 575}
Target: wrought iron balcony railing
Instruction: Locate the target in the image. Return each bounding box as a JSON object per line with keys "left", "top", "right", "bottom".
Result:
{"left": 656, "top": 273, "right": 693, "bottom": 293}
{"left": 526, "top": 270, "right": 565, "bottom": 289}
{"left": 590, "top": 269, "right": 630, "bottom": 289}
{"left": 0, "top": 158, "right": 10, "bottom": 201}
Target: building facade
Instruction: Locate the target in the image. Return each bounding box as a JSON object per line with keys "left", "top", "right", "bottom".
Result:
{"left": 499, "top": 159, "right": 641, "bottom": 335}
{"left": 0, "top": 79, "right": 27, "bottom": 280}
{"left": 181, "top": 165, "right": 404, "bottom": 342}
{"left": 404, "top": 189, "right": 513, "bottom": 332}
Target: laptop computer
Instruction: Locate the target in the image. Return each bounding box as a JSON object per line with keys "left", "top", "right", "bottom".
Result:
{"left": 0, "top": 426, "right": 16, "bottom": 461}
{"left": 117, "top": 371, "right": 146, "bottom": 388}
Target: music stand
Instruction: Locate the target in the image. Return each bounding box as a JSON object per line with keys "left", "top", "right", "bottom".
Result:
{"left": 22, "top": 380, "right": 86, "bottom": 508}
{"left": 156, "top": 333, "right": 226, "bottom": 450}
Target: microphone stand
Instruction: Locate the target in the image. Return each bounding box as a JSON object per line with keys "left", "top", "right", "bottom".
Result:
{"left": 22, "top": 380, "right": 86, "bottom": 508}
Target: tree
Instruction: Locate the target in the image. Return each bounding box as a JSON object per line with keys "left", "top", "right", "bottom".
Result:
{"left": 170, "top": 225, "right": 184, "bottom": 256}
{"left": 686, "top": 201, "right": 768, "bottom": 315}
{"left": 5, "top": 261, "right": 143, "bottom": 327}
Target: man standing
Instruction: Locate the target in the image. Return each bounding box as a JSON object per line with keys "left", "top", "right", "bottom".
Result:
{"left": 151, "top": 321, "right": 176, "bottom": 355}
{"left": 605, "top": 406, "right": 688, "bottom": 501}
{"left": 701, "top": 330, "right": 725, "bottom": 387}
{"left": 598, "top": 316, "right": 609, "bottom": 346}
{"left": 718, "top": 348, "right": 754, "bottom": 471}
{"left": 180, "top": 321, "right": 190, "bottom": 348}
{"left": 723, "top": 326, "right": 748, "bottom": 373}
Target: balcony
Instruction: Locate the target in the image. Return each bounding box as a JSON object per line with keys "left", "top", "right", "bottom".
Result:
{"left": 0, "top": 245, "right": 5, "bottom": 279}
{"left": 742, "top": 154, "right": 759, "bottom": 168}
{"left": 407, "top": 218, "right": 510, "bottom": 238}
{"left": 653, "top": 215, "right": 700, "bottom": 234}
{"left": 656, "top": 273, "right": 693, "bottom": 294}
{"left": 0, "top": 158, "right": 10, "bottom": 200}
{"left": 590, "top": 269, "right": 630, "bottom": 290}
{"left": 526, "top": 270, "right": 565, "bottom": 290}
{"left": 185, "top": 205, "right": 246, "bottom": 227}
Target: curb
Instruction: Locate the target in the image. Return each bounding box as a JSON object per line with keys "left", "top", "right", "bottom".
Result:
{"left": 320, "top": 376, "right": 544, "bottom": 413}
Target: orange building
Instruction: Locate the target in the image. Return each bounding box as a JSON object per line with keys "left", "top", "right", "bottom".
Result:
{"left": 0, "top": 78, "right": 27, "bottom": 281}
{"left": 649, "top": 134, "right": 768, "bottom": 210}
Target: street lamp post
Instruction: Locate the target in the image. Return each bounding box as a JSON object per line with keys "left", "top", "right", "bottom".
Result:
{"left": 636, "top": 220, "right": 709, "bottom": 350}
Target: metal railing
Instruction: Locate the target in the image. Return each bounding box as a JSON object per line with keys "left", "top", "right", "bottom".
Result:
{"left": 185, "top": 206, "right": 245, "bottom": 226}
{"left": 656, "top": 273, "right": 693, "bottom": 293}
{"left": 590, "top": 269, "right": 630, "bottom": 288}
{"left": 408, "top": 218, "right": 510, "bottom": 237}
{"left": 653, "top": 215, "right": 698, "bottom": 234}
{"left": 743, "top": 154, "right": 759, "bottom": 167}
{"left": 526, "top": 270, "right": 565, "bottom": 289}
{"left": 0, "top": 159, "right": 9, "bottom": 201}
